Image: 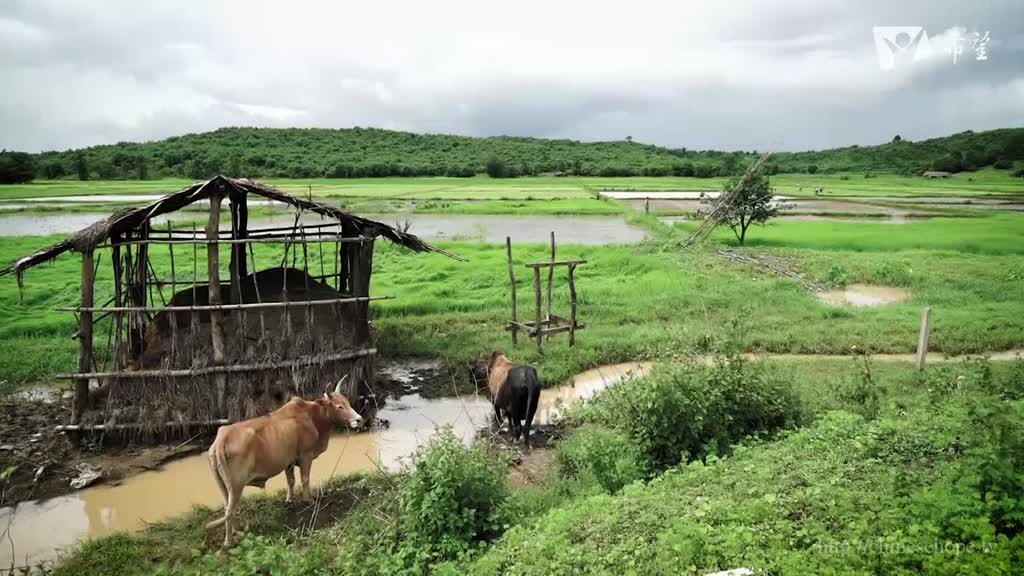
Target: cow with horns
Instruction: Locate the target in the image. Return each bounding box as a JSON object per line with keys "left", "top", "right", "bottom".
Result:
{"left": 205, "top": 377, "right": 363, "bottom": 547}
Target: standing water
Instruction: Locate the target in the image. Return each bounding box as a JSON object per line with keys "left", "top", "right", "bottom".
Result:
{"left": 0, "top": 362, "right": 649, "bottom": 568}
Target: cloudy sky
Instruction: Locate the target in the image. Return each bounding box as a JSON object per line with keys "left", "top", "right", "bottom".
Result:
{"left": 2, "top": 0, "right": 1022, "bottom": 152}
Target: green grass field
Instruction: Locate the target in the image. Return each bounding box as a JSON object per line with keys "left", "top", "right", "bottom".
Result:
{"left": 1, "top": 169, "right": 1020, "bottom": 204}
{"left": 1, "top": 214, "right": 1022, "bottom": 388}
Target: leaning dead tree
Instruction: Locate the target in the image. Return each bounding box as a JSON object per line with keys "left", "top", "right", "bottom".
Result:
{"left": 681, "top": 153, "right": 774, "bottom": 248}
{"left": 2, "top": 176, "right": 459, "bottom": 440}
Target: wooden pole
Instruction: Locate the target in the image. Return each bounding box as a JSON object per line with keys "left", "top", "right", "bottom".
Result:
{"left": 568, "top": 263, "right": 578, "bottom": 347}
{"left": 72, "top": 249, "right": 95, "bottom": 434}
{"left": 207, "top": 185, "right": 228, "bottom": 417}
{"left": 112, "top": 239, "right": 124, "bottom": 370}
{"left": 167, "top": 222, "right": 178, "bottom": 362}
{"left": 506, "top": 237, "right": 517, "bottom": 345}
{"left": 533, "top": 266, "right": 542, "bottom": 354}
{"left": 546, "top": 231, "right": 555, "bottom": 322}
{"left": 916, "top": 306, "right": 932, "bottom": 371}
{"left": 134, "top": 223, "right": 149, "bottom": 365}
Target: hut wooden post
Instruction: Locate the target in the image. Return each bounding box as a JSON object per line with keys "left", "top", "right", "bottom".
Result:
{"left": 72, "top": 249, "right": 95, "bottom": 435}
{"left": 112, "top": 239, "right": 125, "bottom": 370}
{"left": 207, "top": 186, "right": 228, "bottom": 417}
{"left": 506, "top": 237, "right": 517, "bottom": 345}
{"left": 533, "top": 266, "right": 542, "bottom": 354}
{"left": 228, "top": 189, "right": 248, "bottom": 304}
{"left": 349, "top": 238, "right": 375, "bottom": 343}
{"left": 568, "top": 263, "right": 578, "bottom": 347}
{"left": 546, "top": 231, "right": 555, "bottom": 322}
{"left": 133, "top": 223, "right": 149, "bottom": 364}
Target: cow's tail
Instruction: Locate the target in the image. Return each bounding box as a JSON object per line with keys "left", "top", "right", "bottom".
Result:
{"left": 205, "top": 436, "right": 232, "bottom": 529}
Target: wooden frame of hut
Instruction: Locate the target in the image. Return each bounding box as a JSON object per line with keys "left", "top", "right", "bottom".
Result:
{"left": 2, "top": 176, "right": 456, "bottom": 439}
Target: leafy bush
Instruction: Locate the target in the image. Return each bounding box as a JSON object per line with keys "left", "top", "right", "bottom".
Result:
{"left": 826, "top": 262, "right": 853, "bottom": 286}
{"left": 578, "top": 359, "right": 802, "bottom": 469}
{"left": 838, "top": 355, "right": 881, "bottom": 419}
{"left": 872, "top": 260, "right": 913, "bottom": 286}
{"left": 555, "top": 426, "right": 647, "bottom": 493}
{"left": 399, "top": 429, "right": 509, "bottom": 565}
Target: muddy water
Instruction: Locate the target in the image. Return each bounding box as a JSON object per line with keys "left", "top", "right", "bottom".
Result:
{"left": 817, "top": 284, "right": 909, "bottom": 307}
{"left": 0, "top": 362, "right": 648, "bottom": 568}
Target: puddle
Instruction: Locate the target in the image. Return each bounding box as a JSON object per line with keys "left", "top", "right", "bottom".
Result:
{"left": 0, "top": 361, "right": 647, "bottom": 568}
{"left": 817, "top": 284, "right": 909, "bottom": 307}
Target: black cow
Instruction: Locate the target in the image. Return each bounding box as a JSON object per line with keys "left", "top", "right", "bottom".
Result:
{"left": 471, "top": 351, "right": 541, "bottom": 446}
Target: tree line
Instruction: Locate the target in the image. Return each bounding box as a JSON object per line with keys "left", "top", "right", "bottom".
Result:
{"left": 3, "top": 126, "right": 1022, "bottom": 183}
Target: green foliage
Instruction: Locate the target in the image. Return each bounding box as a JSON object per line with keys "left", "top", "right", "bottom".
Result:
{"left": 464, "top": 391, "right": 1024, "bottom": 575}
{"left": 158, "top": 536, "right": 330, "bottom": 576}
{"left": 826, "top": 262, "right": 854, "bottom": 286}
{"left": 399, "top": 429, "right": 509, "bottom": 565}
{"left": 578, "top": 359, "right": 803, "bottom": 469}
{"left": 838, "top": 355, "right": 881, "bottom": 419}
{"left": 555, "top": 426, "right": 647, "bottom": 493}
{"left": 701, "top": 168, "right": 780, "bottom": 245}
{"left": 484, "top": 157, "right": 514, "bottom": 178}
{"left": 24, "top": 126, "right": 1024, "bottom": 181}
{"left": 872, "top": 259, "right": 913, "bottom": 286}
{"left": 0, "top": 150, "right": 35, "bottom": 183}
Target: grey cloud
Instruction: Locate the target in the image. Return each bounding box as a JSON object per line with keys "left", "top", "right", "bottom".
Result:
{"left": 1, "top": 0, "right": 1022, "bottom": 152}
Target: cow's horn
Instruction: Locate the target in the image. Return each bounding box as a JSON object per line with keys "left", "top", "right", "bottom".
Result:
{"left": 334, "top": 375, "right": 349, "bottom": 395}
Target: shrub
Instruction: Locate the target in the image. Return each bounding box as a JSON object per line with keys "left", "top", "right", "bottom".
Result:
{"left": 555, "top": 426, "right": 647, "bottom": 493}
{"left": 579, "top": 358, "right": 802, "bottom": 469}
{"left": 992, "top": 158, "right": 1012, "bottom": 170}
{"left": 826, "top": 262, "right": 853, "bottom": 286}
{"left": 872, "top": 260, "right": 913, "bottom": 286}
{"left": 838, "top": 355, "right": 881, "bottom": 420}
{"left": 399, "top": 429, "right": 509, "bottom": 564}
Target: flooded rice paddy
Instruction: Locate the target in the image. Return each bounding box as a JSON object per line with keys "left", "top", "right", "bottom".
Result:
{"left": 0, "top": 211, "right": 647, "bottom": 244}
{"left": 0, "top": 362, "right": 650, "bottom": 568}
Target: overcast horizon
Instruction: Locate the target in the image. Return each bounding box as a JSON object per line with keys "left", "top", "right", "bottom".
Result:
{"left": 2, "top": 0, "right": 1023, "bottom": 153}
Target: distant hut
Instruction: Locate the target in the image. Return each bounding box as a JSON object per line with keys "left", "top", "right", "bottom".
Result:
{"left": 922, "top": 171, "right": 952, "bottom": 178}
{"left": 2, "top": 176, "right": 457, "bottom": 439}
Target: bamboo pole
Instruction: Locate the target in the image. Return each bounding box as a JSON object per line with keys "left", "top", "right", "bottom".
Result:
{"left": 568, "top": 263, "right": 578, "bottom": 347}
{"left": 525, "top": 259, "right": 587, "bottom": 268}
{"left": 506, "top": 237, "right": 518, "bottom": 345}
{"left": 57, "top": 347, "right": 378, "bottom": 380}
{"left": 207, "top": 186, "right": 228, "bottom": 417}
{"left": 72, "top": 249, "right": 95, "bottom": 432}
{"left": 546, "top": 231, "right": 555, "bottom": 322}
{"left": 56, "top": 295, "right": 393, "bottom": 313}
{"left": 56, "top": 420, "right": 231, "bottom": 432}
{"left": 167, "top": 222, "right": 178, "bottom": 362}
{"left": 112, "top": 239, "right": 124, "bottom": 370}
{"left": 96, "top": 236, "right": 372, "bottom": 248}
{"left": 533, "top": 266, "right": 542, "bottom": 354}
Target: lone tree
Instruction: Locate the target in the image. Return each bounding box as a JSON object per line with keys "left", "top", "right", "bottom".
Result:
{"left": 699, "top": 168, "right": 783, "bottom": 245}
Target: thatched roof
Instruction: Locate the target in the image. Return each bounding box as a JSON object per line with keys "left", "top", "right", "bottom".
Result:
{"left": 1, "top": 176, "right": 460, "bottom": 281}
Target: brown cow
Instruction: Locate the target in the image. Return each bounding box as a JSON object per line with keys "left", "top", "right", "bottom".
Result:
{"left": 205, "top": 378, "right": 363, "bottom": 547}
{"left": 470, "top": 351, "right": 541, "bottom": 446}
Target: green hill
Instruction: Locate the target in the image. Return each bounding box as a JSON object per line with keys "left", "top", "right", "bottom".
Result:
{"left": 15, "top": 126, "right": 1024, "bottom": 182}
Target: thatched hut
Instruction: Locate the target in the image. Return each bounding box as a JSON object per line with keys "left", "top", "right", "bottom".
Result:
{"left": 2, "top": 176, "right": 456, "bottom": 439}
